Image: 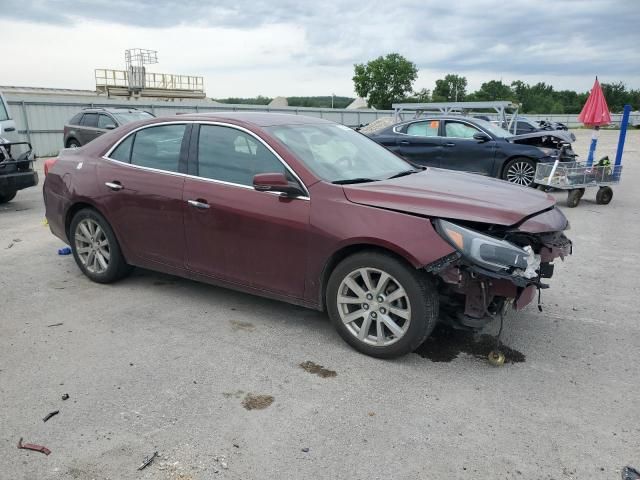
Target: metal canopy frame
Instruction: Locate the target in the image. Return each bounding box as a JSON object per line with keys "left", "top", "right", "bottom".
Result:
{"left": 392, "top": 101, "right": 521, "bottom": 133}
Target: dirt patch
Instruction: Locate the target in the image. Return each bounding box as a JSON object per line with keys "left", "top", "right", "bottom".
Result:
{"left": 242, "top": 393, "right": 274, "bottom": 410}
{"left": 230, "top": 320, "right": 256, "bottom": 332}
{"left": 299, "top": 361, "right": 337, "bottom": 378}
{"left": 414, "top": 325, "right": 525, "bottom": 364}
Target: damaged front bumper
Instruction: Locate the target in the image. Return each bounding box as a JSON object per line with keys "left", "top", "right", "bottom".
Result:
{"left": 428, "top": 216, "right": 572, "bottom": 329}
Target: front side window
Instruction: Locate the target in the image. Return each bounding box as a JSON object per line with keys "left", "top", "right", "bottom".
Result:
{"left": 112, "top": 111, "right": 154, "bottom": 125}
{"left": 81, "top": 113, "right": 98, "bottom": 128}
{"left": 197, "top": 125, "right": 289, "bottom": 186}
{"left": 98, "top": 114, "right": 116, "bottom": 129}
{"left": 129, "top": 124, "right": 186, "bottom": 172}
{"left": 406, "top": 120, "right": 439, "bottom": 137}
{"left": 445, "top": 121, "right": 480, "bottom": 139}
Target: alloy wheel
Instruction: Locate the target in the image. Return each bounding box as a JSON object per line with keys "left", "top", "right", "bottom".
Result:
{"left": 74, "top": 218, "right": 110, "bottom": 274}
{"left": 336, "top": 267, "right": 412, "bottom": 346}
{"left": 506, "top": 161, "right": 535, "bottom": 186}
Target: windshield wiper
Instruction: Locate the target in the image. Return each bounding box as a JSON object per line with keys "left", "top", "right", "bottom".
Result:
{"left": 387, "top": 169, "right": 419, "bottom": 179}
{"left": 332, "top": 178, "right": 379, "bottom": 185}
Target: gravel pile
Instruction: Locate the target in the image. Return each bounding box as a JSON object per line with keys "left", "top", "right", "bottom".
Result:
{"left": 359, "top": 116, "right": 396, "bottom": 134}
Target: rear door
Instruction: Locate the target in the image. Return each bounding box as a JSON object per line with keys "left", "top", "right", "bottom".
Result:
{"left": 393, "top": 119, "right": 443, "bottom": 167}
{"left": 97, "top": 123, "right": 189, "bottom": 269}
{"left": 78, "top": 113, "right": 101, "bottom": 145}
{"left": 183, "top": 123, "right": 309, "bottom": 298}
{"left": 440, "top": 120, "right": 497, "bottom": 175}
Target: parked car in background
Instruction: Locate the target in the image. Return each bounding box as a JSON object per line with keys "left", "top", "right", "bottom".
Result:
{"left": 0, "top": 138, "right": 38, "bottom": 203}
{"left": 367, "top": 116, "right": 575, "bottom": 187}
{"left": 63, "top": 107, "right": 154, "bottom": 148}
{"left": 44, "top": 113, "right": 571, "bottom": 358}
{"left": 0, "top": 92, "right": 18, "bottom": 142}
{"left": 498, "top": 116, "right": 575, "bottom": 141}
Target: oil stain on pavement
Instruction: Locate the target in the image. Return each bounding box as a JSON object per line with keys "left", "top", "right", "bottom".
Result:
{"left": 414, "top": 325, "right": 526, "bottom": 363}
{"left": 242, "top": 393, "right": 274, "bottom": 410}
{"left": 299, "top": 361, "right": 337, "bottom": 378}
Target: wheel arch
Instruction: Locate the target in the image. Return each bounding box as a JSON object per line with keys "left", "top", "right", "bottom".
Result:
{"left": 318, "top": 242, "right": 420, "bottom": 311}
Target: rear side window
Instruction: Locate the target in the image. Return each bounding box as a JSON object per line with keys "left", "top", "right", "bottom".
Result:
{"left": 406, "top": 120, "right": 439, "bottom": 137}
{"left": 197, "top": 125, "right": 287, "bottom": 186}
{"left": 109, "top": 134, "right": 134, "bottom": 162}
{"left": 130, "top": 124, "right": 186, "bottom": 172}
{"left": 98, "top": 114, "right": 116, "bottom": 129}
{"left": 69, "top": 113, "right": 83, "bottom": 125}
{"left": 81, "top": 113, "right": 98, "bottom": 128}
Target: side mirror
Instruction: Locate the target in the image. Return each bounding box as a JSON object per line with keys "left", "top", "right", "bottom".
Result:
{"left": 473, "top": 132, "right": 491, "bottom": 142}
{"left": 104, "top": 124, "right": 117, "bottom": 130}
{"left": 253, "top": 173, "right": 305, "bottom": 197}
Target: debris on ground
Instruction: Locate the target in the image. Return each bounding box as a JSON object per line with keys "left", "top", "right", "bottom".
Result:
{"left": 358, "top": 116, "right": 396, "bottom": 134}
{"left": 61, "top": 393, "right": 69, "bottom": 401}
{"left": 622, "top": 466, "right": 640, "bottom": 480}
{"left": 17, "top": 437, "right": 51, "bottom": 455}
{"left": 301, "top": 447, "right": 310, "bottom": 453}
{"left": 57, "top": 246, "right": 72, "bottom": 255}
{"left": 42, "top": 410, "right": 59, "bottom": 422}
{"left": 137, "top": 451, "right": 158, "bottom": 470}
{"left": 299, "top": 360, "right": 337, "bottom": 378}
{"left": 6, "top": 242, "right": 14, "bottom": 249}
{"left": 241, "top": 393, "right": 274, "bottom": 410}
{"left": 47, "top": 322, "right": 64, "bottom": 327}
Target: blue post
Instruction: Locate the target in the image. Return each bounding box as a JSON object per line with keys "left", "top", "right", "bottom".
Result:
{"left": 586, "top": 126, "right": 599, "bottom": 167}
{"left": 615, "top": 104, "right": 631, "bottom": 167}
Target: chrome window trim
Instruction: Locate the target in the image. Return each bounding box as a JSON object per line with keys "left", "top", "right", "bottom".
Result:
{"left": 392, "top": 118, "right": 493, "bottom": 140}
{"left": 102, "top": 120, "right": 310, "bottom": 200}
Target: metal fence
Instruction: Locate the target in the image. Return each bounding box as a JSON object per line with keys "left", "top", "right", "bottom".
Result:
{"left": 4, "top": 95, "right": 637, "bottom": 157}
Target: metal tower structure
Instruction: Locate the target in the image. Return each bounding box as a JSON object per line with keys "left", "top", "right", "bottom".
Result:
{"left": 124, "top": 48, "right": 158, "bottom": 92}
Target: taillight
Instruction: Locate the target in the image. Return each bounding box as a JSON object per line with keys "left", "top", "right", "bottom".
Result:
{"left": 44, "top": 157, "right": 58, "bottom": 176}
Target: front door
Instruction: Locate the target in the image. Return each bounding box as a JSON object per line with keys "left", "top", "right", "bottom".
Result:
{"left": 183, "top": 124, "right": 309, "bottom": 298}
{"left": 97, "top": 123, "right": 189, "bottom": 269}
{"left": 440, "top": 120, "right": 497, "bottom": 175}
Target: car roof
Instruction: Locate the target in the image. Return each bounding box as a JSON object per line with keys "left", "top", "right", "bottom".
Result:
{"left": 170, "top": 111, "right": 333, "bottom": 127}
{"left": 81, "top": 107, "right": 148, "bottom": 114}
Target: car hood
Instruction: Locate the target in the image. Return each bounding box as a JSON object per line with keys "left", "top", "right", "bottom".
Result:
{"left": 342, "top": 168, "right": 556, "bottom": 226}
{"left": 509, "top": 130, "right": 575, "bottom": 143}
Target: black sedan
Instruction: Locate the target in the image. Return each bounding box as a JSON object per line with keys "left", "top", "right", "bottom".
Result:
{"left": 367, "top": 116, "right": 574, "bottom": 187}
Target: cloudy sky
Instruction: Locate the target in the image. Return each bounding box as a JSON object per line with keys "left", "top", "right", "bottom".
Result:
{"left": 1, "top": 0, "right": 638, "bottom": 97}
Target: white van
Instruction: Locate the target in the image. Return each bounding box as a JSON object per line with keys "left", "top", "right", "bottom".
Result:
{"left": 0, "top": 92, "right": 18, "bottom": 142}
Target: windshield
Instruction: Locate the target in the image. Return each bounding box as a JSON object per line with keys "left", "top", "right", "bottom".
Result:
{"left": 265, "top": 123, "right": 413, "bottom": 183}
{"left": 471, "top": 118, "right": 513, "bottom": 138}
{"left": 111, "top": 111, "right": 154, "bottom": 125}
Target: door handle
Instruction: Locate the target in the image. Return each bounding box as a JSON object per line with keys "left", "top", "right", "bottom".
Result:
{"left": 444, "top": 142, "right": 456, "bottom": 147}
{"left": 4, "top": 127, "right": 15, "bottom": 132}
{"left": 105, "top": 181, "right": 123, "bottom": 191}
{"left": 187, "top": 199, "right": 210, "bottom": 209}
{"left": 399, "top": 140, "right": 410, "bottom": 145}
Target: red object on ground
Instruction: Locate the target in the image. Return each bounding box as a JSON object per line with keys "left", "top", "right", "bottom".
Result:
{"left": 578, "top": 77, "right": 611, "bottom": 126}
{"left": 17, "top": 437, "right": 51, "bottom": 455}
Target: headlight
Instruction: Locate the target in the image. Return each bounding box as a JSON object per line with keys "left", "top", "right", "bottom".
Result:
{"left": 435, "top": 219, "right": 540, "bottom": 278}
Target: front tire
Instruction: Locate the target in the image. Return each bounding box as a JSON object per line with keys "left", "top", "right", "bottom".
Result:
{"left": 503, "top": 157, "right": 536, "bottom": 187}
{"left": 326, "top": 251, "right": 438, "bottom": 358}
{"left": 69, "top": 208, "right": 132, "bottom": 283}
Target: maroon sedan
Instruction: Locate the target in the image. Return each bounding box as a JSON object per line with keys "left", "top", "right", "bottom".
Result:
{"left": 43, "top": 113, "right": 571, "bottom": 358}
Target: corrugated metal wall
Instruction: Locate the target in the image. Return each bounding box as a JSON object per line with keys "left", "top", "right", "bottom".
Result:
{"left": 3, "top": 92, "right": 637, "bottom": 157}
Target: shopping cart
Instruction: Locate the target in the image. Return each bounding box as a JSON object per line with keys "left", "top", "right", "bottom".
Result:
{"left": 534, "top": 159, "right": 622, "bottom": 208}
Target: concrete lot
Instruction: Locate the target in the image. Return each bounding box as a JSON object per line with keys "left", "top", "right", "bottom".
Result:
{"left": 1, "top": 129, "right": 638, "bottom": 479}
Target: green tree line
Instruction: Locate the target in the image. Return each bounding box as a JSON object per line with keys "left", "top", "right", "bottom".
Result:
{"left": 215, "top": 95, "right": 354, "bottom": 109}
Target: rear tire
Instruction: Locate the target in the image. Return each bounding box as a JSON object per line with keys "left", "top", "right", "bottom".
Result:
{"left": 0, "top": 188, "right": 17, "bottom": 204}
{"left": 326, "top": 251, "right": 438, "bottom": 358}
{"left": 503, "top": 157, "right": 537, "bottom": 187}
{"left": 66, "top": 139, "right": 80, "bottom": 148}
{"left": 69, "top": 208, "right": 132, "bottom": 283}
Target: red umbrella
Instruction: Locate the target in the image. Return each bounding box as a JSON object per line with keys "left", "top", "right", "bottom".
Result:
{"left": 579, "top": 77, "right": 611, "bottom": 165}
{"left": 579, "top": 77, "right": 611, "bottom": 126}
